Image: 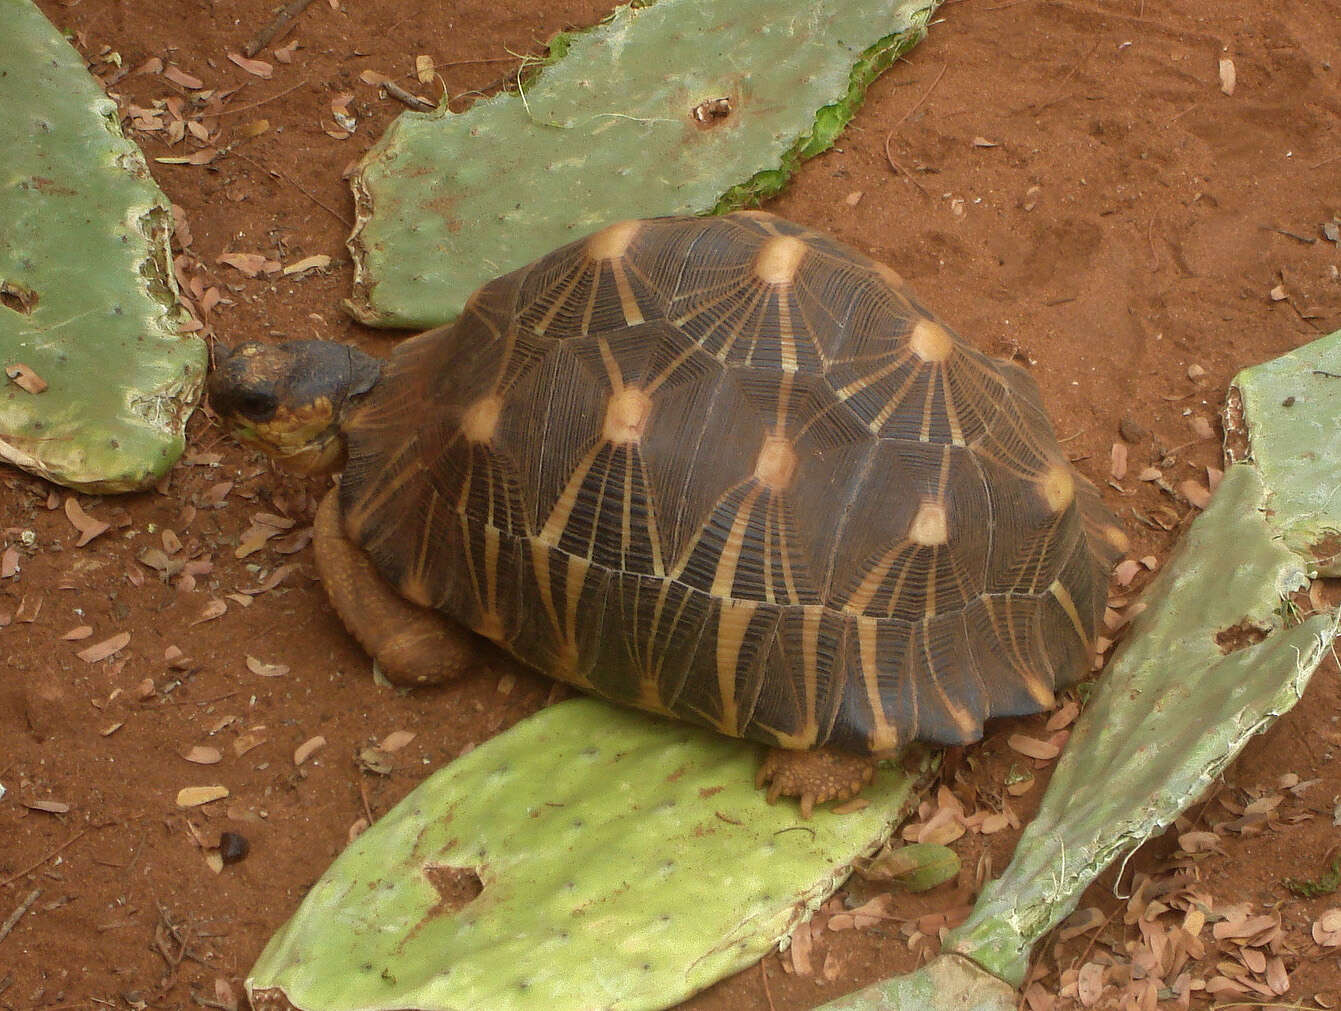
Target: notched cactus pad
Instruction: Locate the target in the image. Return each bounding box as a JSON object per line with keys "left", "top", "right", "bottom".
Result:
{"left": 1227, "top": 329, "right": 1341, "bottom": 576}
{"left": 248, "top": 700, "right": 919, "bottom": 1011}
{"left": 0, "top": 0, "right": 205, "bottom": 492}
{"left": 347, "top": 0, "right": 940, "bottom": 328}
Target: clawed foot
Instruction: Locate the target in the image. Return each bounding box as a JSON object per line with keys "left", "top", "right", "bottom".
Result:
{"left": 755, "top": 748, "right": 877, "bottom": 818}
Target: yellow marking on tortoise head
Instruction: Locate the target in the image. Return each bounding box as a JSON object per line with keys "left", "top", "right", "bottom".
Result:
{"left": 1039, "top": 462, "right": 1076, "bottom": 513}
{"left": 908, "top": 500, "right": 949, "bottom": 546}
{"left": 907, "top": 318, "right": 954, "bottom": 363}
{"left": 602, "top": 387, "right": 653, "bottom": 444}
{"left": 587, "top": 219, "right": 641, "bottom": 261}
{"left": 752, "top": 435, "right": 798, "bottom": 491}
{"left": 238, "top": 397, "right": 343, "bottom": 473}
{"left": 753, "top": 235, "right": 807, "bottom": 285}
{"left": 461, "top": 394, "right": 503, "bottom": 444}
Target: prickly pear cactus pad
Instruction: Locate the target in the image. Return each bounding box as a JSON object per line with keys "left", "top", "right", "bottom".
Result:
{"left": 347, "top": 0, "right": 940, "bottom": 328}
{"left": 247, "top": 700, "right": 919, "bottom": 1011}
{"left": 1227, "top": 329, "right": 1341, "bottom": 576}
{"left": 0, "top": 0, "right": 205, "bottom": 492}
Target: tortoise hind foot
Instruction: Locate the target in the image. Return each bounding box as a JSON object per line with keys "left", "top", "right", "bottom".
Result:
{"left": 313, "top": 490, "right": 481, "bottom": 687}
{"left": 755, "top": 748, "right": 877, "bottom": 819}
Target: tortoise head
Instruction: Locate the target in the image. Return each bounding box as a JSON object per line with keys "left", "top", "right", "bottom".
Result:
{"left": 207, "top": 340, "right": 381, "bottom": 474}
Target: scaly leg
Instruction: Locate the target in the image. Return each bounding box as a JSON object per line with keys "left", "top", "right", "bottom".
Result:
{"left": 313, "top": 490, "right": 481, "bottom": 686}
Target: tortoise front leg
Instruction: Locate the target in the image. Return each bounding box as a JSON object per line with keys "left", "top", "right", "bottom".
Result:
{"left": 756, "top": 748, "right": 877, "bottom": 819}
{"left": 313, "top": 490, "right": 482, "bottom": 687}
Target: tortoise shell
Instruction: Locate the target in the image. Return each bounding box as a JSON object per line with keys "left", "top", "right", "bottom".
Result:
{"left": 340, "top": 212, "right": 1125, "bottom": 754}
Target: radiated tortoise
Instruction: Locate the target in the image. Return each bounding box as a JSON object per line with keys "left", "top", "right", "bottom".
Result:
{"left": 208, "top": 212, "right": 1127, "bottom": 816}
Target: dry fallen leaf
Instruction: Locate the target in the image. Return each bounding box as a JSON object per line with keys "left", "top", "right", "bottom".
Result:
{"left": 1008, "top": 733, "right": 1060, "bottom": 761}
{"left": 1077, "top": 961, "right": 1105, "bottom": 1007}
{"left": 5, "top": 362, "right": 47, "bottom": 394}
{"left": 1109, "top": 442, "right": 1128, "bottom": 481}
{"left": 191, "top": 599, "right": 228, "bottom": 625}
{"left": 61, "top": 625, "right": 93, "bottom": 641}
{"left": 294, "top": 735, "right": 327, "bottom": 766}
{"left": 273, "top": 39, "right": 300, "bottom": 63}
{"left": 1046, "top": 700, "right": 1080, "bottom": 732}
{"left": 1177, "top": 830, "right": 1223, "bottom": 853}
{"left": 77, "top": 631, "right": 130, "bottom": 663}
{"left": 1315, "top": 909, "right": 1341, "bottom": 946}
{"left": 245, "top": 655, "right": 289, "bottom": 678}
{"left": 1114, "top": 558, "right": 1141, "bottom": 587}
{"left": 380, "top": 729, "right": 416, "bottom": 752}
{"left": 971, "top": 136, "right": 999, "bottom": 148}
{"left": 1218, "top": 57, "right": 1236, "bottom": 95}
{"left": 415, "top": 54, "right": 435, "bottom": 83}
{"left": 163, "top": 65, "right": 204, "bottom": 89}
{"left": 2, "top": 546, "right": 19, "bottom": 579}
{"left": 183, "top": 746, "right": 223, "bottom": 765}
{"left": 176, "top": 785, "right": 229, "bottom": 807}
{"left": 217, "top": 252, "right": 282, "bottom": 277}
{"left": 65, "top": 496, "right": 110, "bottom": 546}
{"left": 789, "top": 920, "right": 814, "bottom": 976}
{"left": 1269, "top": 283, "right": 1288, "bottom": 301}
{"left": 282, "top": 253, "right": 332, "bottom": 276}
{"left": 359, "top": 68, "right": 391, "bottom": 86}
{"left": 23, "top": 798, "right": 72, "bottom": 814}
{"left": 227, "top": 51, "right": 273, "bottom": 78}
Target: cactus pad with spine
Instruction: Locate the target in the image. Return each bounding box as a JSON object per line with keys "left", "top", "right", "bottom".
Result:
{"left": 0, "top": 0, "right": 205, "bottom": 492}
{"left": 247, "top": 699, "right": 920, "bottom": 1011}
{"left": 346, "top": 0, "right": 940, "bottom": 328}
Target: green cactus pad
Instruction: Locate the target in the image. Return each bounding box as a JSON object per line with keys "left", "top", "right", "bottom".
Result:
{"left": 346, "top": 0, "right": 939, "bottom": 328}
{"left": 1228, "top": 329, "right": 1341, "bottom": 576}
{"left": 247, "top": 700, "right": 920, "bottom": 1011}
{"left": 0, "top": 0, "right": 205, "bottom": 492}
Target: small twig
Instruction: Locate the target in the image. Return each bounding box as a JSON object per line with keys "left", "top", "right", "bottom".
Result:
{"left": 1146, "top": 213, "right": 1160, "bottom": 272}
{"left": 357, "top": 778, "right": 375, "bottom": 825}
{"left": 891, "top": 63, "right": 949, "bottom": 132}
{"left": 883, "top": 134, "right": 931, "bottom": 196}
{"left": 232, "top": 151, "right": 351, "bottom": 227}
{"left": 213, "top": 79, "right": 309, "bottom": 117}
{"left": 1261, "top": 225, "right": 1316, "bottom": 245}
{"left": 380, "top": 79, "right": 436, "bottom": 112}
{"left": 1309, "top": 152, "right": 1341, "bottom": 170}
{"left": 759, "top": 960, "right": 778, "bottom": 1011}
{"left": 0, "top": 889, "right": 40, "bottom": 945}
{"left": 158, "top": 690, "right": 239, "bottom": 708}
{"left": 243, "top": 0, "right": 319, "bottom": 58}
{"left": 1166, "top": 101, "right": 1199, "bottom": 124}
{"left": 0, "top": 828, "right": 88, "bottom": 888}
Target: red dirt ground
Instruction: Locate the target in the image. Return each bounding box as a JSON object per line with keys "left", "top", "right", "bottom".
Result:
{"left": 3, "top": 0, "right": 1340, "bottom": 1008}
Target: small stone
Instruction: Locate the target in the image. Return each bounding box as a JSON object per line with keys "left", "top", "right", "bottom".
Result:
{"left": 219, "top": 831, "right": 250, "bottom": 865}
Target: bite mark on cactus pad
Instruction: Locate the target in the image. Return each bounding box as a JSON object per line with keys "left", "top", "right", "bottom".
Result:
{"left": 424, "top": 864, "right": 485, "bottom": 916}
